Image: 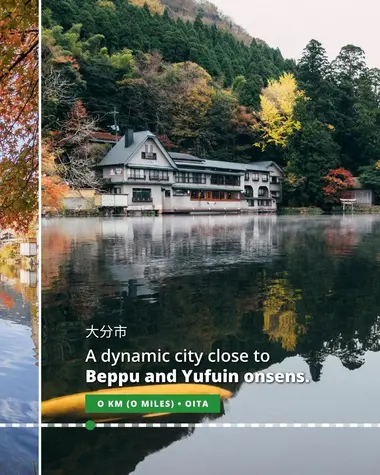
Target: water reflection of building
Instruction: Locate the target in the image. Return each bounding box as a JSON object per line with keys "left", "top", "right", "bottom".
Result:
{"left": 325, "top": 215, "right": 377, "bottom": 256}
{"left": 97, "top": 215, "right": 280, "bottom": 296}
{"left": 0, "top": 264, "right": 38, "bottom": 364}
{"left": 42, "top": 216, "right": 380, "bottom": 400}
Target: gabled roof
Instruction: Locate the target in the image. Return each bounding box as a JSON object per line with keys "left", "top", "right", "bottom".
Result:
{"left": 171, "top": 154, "right": 270, "bottom": 173}
{"left": 98, "top": 131, "right": 178, "bottom": 169}
{"left": 170, "top": 152, "right": 245, "bottom": 172}
{"left": 248, "top": 161, "right": 283, "bottom": 173}
{"left": 170, "top": 151, "right": 282, "bottom": 173}
{"left": 169, "top": 152, "right": 203, "bottom": 163}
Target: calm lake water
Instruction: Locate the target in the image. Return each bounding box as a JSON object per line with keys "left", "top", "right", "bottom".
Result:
{"left": 42, "top": 215, "right": 380, "bottom": 474}
{"left": 0, "top": 275, "right": 38, "bottom": 474}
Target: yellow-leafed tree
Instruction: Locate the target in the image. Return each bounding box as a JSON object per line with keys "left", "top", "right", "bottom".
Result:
{"left": 128, "top": 0, "right": 164, "bottom": 14}
{"left": 254, "top": 73, "right": 305, "bottom": 150}
{"left": 263, "top": 276, "right": 309, "bottom": 352}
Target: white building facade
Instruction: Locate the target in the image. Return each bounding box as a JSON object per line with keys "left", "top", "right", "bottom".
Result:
{"left": 97, "top": 130, "right": 283, "bottom": 214}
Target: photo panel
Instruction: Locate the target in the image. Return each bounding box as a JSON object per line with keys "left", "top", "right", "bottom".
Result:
{"left": 40, "top": 0, "right": 380, "bottom": 474}
{"left": 0, "top": 0, "right": 39, "bottom": 473}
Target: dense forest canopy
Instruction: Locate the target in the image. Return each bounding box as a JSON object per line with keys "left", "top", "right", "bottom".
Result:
{"left": 42, "top": 0, "right": 380, "bottom": 206}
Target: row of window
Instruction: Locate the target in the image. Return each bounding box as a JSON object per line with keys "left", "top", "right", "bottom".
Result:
{"left": 210, "top": 175, "right": 240, "bottom": 186}
{"left": 174, "top": 172, "right": 206, "bottom": 184}
{"left": 127, "top": 169, "right": 169, "bottom": 181}
{"left": 248, "top": 200, "right": 273, "bottom": 207}
{"left": 126, "top": 171, "right": 241, "bottom": 186}
{"left": 245, "top": 172, "right": 269, "bottom": 182}
{"left": 115, "top": 169, "right": 280, "bottom": 187}
{"left": 190, "top": 190, "right": 240, "bottom": 201}
{"left": 112, "top": 165, "right": 279, "bottom": 185}
{"left": 113, "top": 187, "right": 275, "bottom": 207}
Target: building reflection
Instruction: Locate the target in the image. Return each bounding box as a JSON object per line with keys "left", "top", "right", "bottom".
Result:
{"left": 41, "top": 215, "right": 380, "bottom": 474}
{"left": 0, "top": 262, "right": 38, "bottom": 364}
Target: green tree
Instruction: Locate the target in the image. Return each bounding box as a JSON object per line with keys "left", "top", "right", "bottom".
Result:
{"left": 359, "top": 161, "right": 380, "bottom": 202}
{"left": 284, "top": 100, "right": 340, "bottom": 206}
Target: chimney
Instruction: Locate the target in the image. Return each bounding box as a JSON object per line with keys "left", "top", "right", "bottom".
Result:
{"left": 125, "top": 129, "right": 134, "bottom": 147}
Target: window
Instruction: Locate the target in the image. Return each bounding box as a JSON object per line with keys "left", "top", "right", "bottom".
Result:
{"left": 244, "top": 186, "right": 253, "bottom": 198}
{"left": 245, "top": 172, "right": 250, "bottom": 181}
{"left": 175, "top": 172, "right": 188, "bottom": 183}
{"left": 252, "top": 173, "right": 259, "bottom": 181}
{"left": 192, "top": 173, "right": 206, "bottom": 184}
{"left": 271, "top": 176, "right": 279, "bottom": 183}
{"left": 141, "top": 144, "right": 157, "bottom": 159}
{"left": 191, "top": 190, "right": 207, "bottom": 200}
{"left": 210, "top": 175, "right": 240, "bottom": 186}
{"left": 258, "top": 186, "right": 269, "bottom": 197}
{"left": 212, "top": 191, "right": 226, "bottom": 200}
{"left": 132, "top": 188, "right": 152, "bottom": 202}
{"left": 272, "top": 191, "right": 280, "bottom": 198}
{"left": 114, "top": 187, "right": 121, "bottom": 194}
{"left": 262, "top": 174, "right": 269, "bottom": 182}
{"left": 190, "top": 190, "right": 239, "bottom": 201}
{"left": 128, "top": 169, "right": 145, "bottom": 180}
{"left": 149, "top": 170, "right": 169, "bottom": 181}
{"left": 149, "top": 170, "right": 159, "bottom": 180}
{"left": 115, "top": 168, "right": 123, "bottom": 175}
{"left": 110, "top": 169, "right": 115, "bottom": 176}
{"left": 174, "top": 172, "right": 205, "bottom": 184}
{"left": 165, "top": 190, "right": 171, "bottom": 198}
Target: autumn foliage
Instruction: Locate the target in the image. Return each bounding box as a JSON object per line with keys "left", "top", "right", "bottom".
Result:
{"left": 0, "top": 291, "right": 15, "bottom": 309}
{"left": 253, "top": 73, "right": 305, "bottom": 150}
{"left": 0, "top": 0, "right": 38, "bottom": 232}
{"left": 42, "top": 139, "right": 70, "bottom": 209}
{"left": 323, "top": 168, "right": 356, "bottom": 202}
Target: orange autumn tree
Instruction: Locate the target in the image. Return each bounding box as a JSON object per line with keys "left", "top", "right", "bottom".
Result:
{"left": 323, "top": 168, "right": 356, "bottom": 203}
{"left": 0, "top": 0, "right": 38, "bottom": 232}
{"left": 0, "top": 291, "right": 15, "bottom": 309}
{"left": 41, "top": 139, "right": 69, "bottom": 209}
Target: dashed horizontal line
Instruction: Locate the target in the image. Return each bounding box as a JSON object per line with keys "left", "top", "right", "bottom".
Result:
{"left": 0, "top": 423, "right": 39, "bottom": 428}
{"left": 1, "top": 422, "right": 380, "bottom": 428}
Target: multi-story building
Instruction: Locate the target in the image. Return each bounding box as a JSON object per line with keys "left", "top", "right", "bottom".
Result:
{"left": 97, "top": 130, "right": 283, "bottom": 214}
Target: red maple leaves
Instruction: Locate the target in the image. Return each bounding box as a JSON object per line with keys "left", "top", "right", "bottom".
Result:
{"left": 0, "top": 0, "right": 38, "bottom": 232}
{"left": 323, "top": 167, "right": 356, "bottom": 201}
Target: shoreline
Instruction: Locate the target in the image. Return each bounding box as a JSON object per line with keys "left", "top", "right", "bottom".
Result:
{"left": 42, "top": 205, "right": 380, "bottom": 218}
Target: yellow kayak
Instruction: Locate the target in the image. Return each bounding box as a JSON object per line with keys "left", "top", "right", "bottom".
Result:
{"left": 42, "top": 384, "right": 232, "bottom": 421}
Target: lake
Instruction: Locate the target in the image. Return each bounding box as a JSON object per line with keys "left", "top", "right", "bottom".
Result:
{"left": 41, "top": 215, "right": 380, "bottom": 474}
{"left": 0, "top": 268, "right": 38, "bottom": 475}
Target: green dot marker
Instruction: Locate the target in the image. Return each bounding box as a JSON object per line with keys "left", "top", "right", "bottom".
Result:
{"left": 85, "top": 420, "right": 96, "bottom": 431}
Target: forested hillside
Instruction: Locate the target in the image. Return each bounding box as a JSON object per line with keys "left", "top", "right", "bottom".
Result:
{"left": 42, "top": 0, "right": 380, "bottom": 206}
{"left": 159, "top": 0, "right": 254, "bottom": 44}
